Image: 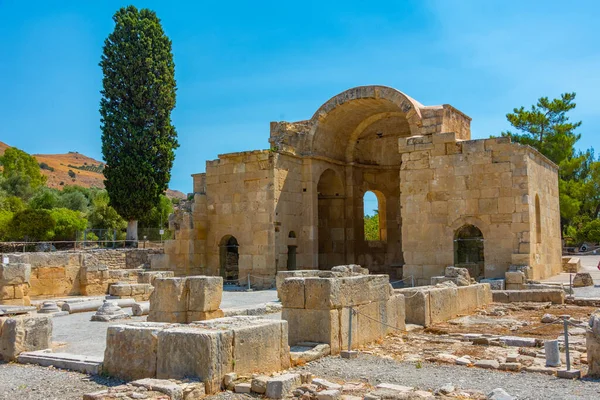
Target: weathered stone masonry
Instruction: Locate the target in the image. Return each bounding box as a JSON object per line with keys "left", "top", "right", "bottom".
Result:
{"left": 163, "top": 85, "right": 562, "bottom": 284}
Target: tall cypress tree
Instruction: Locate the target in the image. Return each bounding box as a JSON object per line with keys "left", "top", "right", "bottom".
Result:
{"left": 100, "top": 6, "right": 178, "bottom": 243}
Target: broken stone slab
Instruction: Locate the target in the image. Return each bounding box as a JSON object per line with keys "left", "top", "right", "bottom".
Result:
{"left": 235, "top": 383, "right": 252, "bottom": 393}
{"left": 317, "top": 389, "right": 341, "bottom": 400}
{"left": 474, "top": 359, "right": 499, "bottom": 369}
{"left": 557, "top": 369, "right": 581, "bottom": 379}
{"left": 265, "top": 373, "right": 301, "bottom": 399}
{"left": 84, "top": 378, "right": 205, "bottom": 400}
{"left": 522, "top": 366, "right": 557, "bottom": 375}
{"left": 291, "top": 342, "right": 331, "bottom": 365}
{"left": 499, "top": 336, "right": 537, "bottom": 347}
{"left": 132, "top": 302, "right": 150, "bottom": 316}
{"left": 487, "top": 388, "right": 516, "bottom": 400}
{"left": 499, "top": 362, "right": 521, "bottom": 371}
{"left": 0, "top": 263, "right": 31, "bottom": 285}
{"left": 312, "top": 378, "right": 342, "bottom": 390}
{"left": 91, "top": 300, "right": 130, "bottom": 322}
{"left": 0, "top": 305, "right": 35, "bottom": 316}
{"left": 251, "top": 376, "right": 268, "bottom": 394}
{"left": 455, "top": 357, "right": 472, "bottom": 366}
{"left": 17, "top": 350, "right": 102, "bottom": 375}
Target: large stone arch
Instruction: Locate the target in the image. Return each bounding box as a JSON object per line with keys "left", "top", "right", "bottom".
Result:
{"left": 307, "top": 86, "right": 424, "bottom": 163}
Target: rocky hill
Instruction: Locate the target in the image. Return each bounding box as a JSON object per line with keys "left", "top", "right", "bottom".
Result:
{"left": 0, "top": 141, "right": 186, "bottom": 199}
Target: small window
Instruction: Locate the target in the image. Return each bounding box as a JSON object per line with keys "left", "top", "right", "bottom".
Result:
{"left": 288, "top": 231, "right": 296, "bottom": 239}
{"left": 363, "top": 190, "right": 387, "bottom": 241}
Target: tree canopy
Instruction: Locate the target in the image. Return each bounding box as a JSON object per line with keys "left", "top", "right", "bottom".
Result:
{"left": 502, "top": 92, "right": 600, "bottom": 243}
{"left": 100, "top": 5, "right": 178, "bottom": 241}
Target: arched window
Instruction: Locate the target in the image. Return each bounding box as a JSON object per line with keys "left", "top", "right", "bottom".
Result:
{"left": 288, "top": 231, "right": 297, "bottom": 239}
{"left": 535, "top": 195, "right": 542, "bottom": 244}
{"left": 219, "top": 235, "right": 239, "bottom": 282}
{"left": 363, "top": 190, "right": 387, "bottom": 241}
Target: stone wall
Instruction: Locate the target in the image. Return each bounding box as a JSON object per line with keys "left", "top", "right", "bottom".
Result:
{"left": 147, "top": 276, "right": 223, "bottom": 323}
{"left": 399, "top": 134, "right": 562, "bottom": 284}
{"left": 0, "top": 263, "right": 31, "bottom": 306}
{"left": 395, "top": 283, "right": 492, "bottom": 327}
{"left": 279, "top": 270, "right": 405, "bottom": 354}
{"left": 103, "top": 316, "right": 290, "bottom": 394}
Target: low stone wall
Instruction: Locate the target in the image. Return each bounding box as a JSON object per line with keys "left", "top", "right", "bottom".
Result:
{"left": 3, "top": 249, "right": 164, "bottom": 297}
{"left": 275, "top": 265, "right": 368, "bottom": 296}
{"left": 148, "top": 276, "right": 223, "bottom": 323}
{"left": 491, "top": 289, "right": 564, "bottom": 304}
{"left": 0, "top": 314, "right": 52, "bottom": 361}
{"left": 0, "top": 263, "right": 31, "bottom": 306}
{"left": 279, "top": 271, "right": 405, "bottom": 354}
{"left": 587, "top": 310, "right": 600, "bottom": 377}
{"left": 395, "top": 283, "right": 492, "bottom": 327}
{"left": 103, "top": 316, "right": 290, "bottom": 394}
{"left": 109, "top": 283, "right": 154, "bottom": 302}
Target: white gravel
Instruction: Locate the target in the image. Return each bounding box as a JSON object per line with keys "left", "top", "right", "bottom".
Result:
{"left": 294, "top": 354, "right": 600, "bottom": 400}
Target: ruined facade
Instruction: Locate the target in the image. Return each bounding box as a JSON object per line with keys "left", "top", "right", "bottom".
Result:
{"left": 162, "top": 86, "right": 562, "bottom": 285}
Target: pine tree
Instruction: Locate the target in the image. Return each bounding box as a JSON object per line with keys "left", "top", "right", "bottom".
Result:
{"left": 100, "top": 6, "right": 178, "bottom": 243}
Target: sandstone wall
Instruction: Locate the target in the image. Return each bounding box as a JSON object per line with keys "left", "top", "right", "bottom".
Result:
{"left": 104, "top": 316, "right": 290, "bottom": 394}
{"left": 0, "top": 263, "right": 31, "bottom": 306}
{"left": 525, "top": 151, "right": 562, "bottom": 279}
{"left": 279, "top": 272, "right": 405, "bottom": 354}
{"left": 395, "top": 283, "right": 492, "bottom": 327}
{"left": 399, "top": 134, "right": 560, "bottom": 284}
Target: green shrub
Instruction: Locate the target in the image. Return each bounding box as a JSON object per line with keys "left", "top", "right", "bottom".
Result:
{"left": 9, "top": 209, "right": 55, "bottom": 241}
{"left": 50, "top": 208, "right": 88, "bottom": 241}
{"left": 0, "top": 210, "right": 13, "bottom": 240}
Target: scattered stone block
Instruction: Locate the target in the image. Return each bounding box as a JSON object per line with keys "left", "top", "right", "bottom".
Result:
{"left": 223, "top": 372, "right": 238, "bottom": 390}
{"left": 474, "top": 359, "right": 499, "bottom": 369}
{"left": 313, "top": 378, "right": 342, "bottom": 390}
{"left": 586, "top": 310, "right": 600, "bottom": 377}
{"left": 455, "top": 357, "right": 472, "bottom": 366}
{"left": 291, "top": 342, "right": 330, "bottom": 365}
{"left": 340, "top": 350, "right": 358, "bottom": 359}
{"left": 487, "top": 388, "right": 516, "bottom": 400}
{"left": 541, "top": 313, "right": 557, "bottom": 323}
{"left": 499, "top": 362, "right": 521, "bottom": 371}
{"left": 481, "top": 278, "right": 504, "bottom": 291}
{"left": 0, "top": 314, "right": 52, "bottom": 361}
{"left": 317, "top": 389, "right": 341, "bottom": 400}
{"left": 505, "top": 271, "right": 525, "bottom": 285}
{"left": 499, "top": 336, "right": 537, "bottom": 347}
{"left": 235, "top": 383, "right": 252, "bottom": 393}
{"left": 251, "top": 376, "right": 268, "bottom": 394}
{"left": 557, "top": 369, "right": 581, "bottom": 379}
{"left": 265, "top": 373, "right": 301, "bottom": 399}
{"left": 573, "top": 273, "right": 594, "bottom": 287}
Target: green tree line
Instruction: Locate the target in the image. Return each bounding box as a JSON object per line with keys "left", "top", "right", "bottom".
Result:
{"left": 0, "top": 147, "right": 173, "bottom": 243}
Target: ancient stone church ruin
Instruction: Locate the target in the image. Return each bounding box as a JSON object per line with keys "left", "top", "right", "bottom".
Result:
{"left": 159, "top": 85, "right": 562, "bottom": 285}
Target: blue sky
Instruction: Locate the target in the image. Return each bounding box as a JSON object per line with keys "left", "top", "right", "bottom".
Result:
{"left": 1, "top": 0, "right": 599, "bottom": 211}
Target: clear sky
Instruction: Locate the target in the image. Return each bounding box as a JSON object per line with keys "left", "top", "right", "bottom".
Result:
{"left": 1, "top": 0, "right": 599, "bottom": 207}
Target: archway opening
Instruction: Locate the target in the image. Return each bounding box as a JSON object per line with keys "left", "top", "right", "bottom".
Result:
{"left": 317, "top": 169, "right": 345, "bottom": 270}
{"left": 454, "top": 225, "right": 484, "bottom": 279}
{"left": 287, "top": 245, "right": 297, "bottom": 270}
{"left": 288, "top": 231, "right": 297, "bottom": 238}
{"left": 363, "top": 190, "right": 387, "bottom": 241}
{"left": 219, "top": 235, "right": 239, "bottom": 282}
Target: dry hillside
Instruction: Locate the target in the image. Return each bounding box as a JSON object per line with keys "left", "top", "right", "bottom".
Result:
{"left": 0, "top": 141, "right": 186, "bottom": 199}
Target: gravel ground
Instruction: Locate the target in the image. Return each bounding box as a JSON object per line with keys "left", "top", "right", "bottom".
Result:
{"left": 295, "top": 354, "right": 600, "bottom": 400}
{"left": 0, "top": 362, "right": 123, "bottom": 400}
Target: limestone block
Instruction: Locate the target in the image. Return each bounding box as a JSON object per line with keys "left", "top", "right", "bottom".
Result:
{"left": 396, "top": 289, "right": 429, "bottom": 326}
{"left": 186, "top": 309, "right": 224, "bottom": 322}
{"left": 279, "top": 278, "right": 305, "bottom": 308}
{"left": 456, "top": 286, "right": 478, "bottom": 315}
{"left": 109, "top": 284, "right": 132, "bottom": 297}
{"left": 265, "top": 373, "right": 301, "bottom": 399}
{"left": 156, "top": 326, "right": 233, "bottom": 394}
{"left": 104, "top": 323, "right": 165, "bottom": 380}
{"left": 505, "top": 271, "right": 525, "bottom": 285}
{"left": 429, "top": 286, "right": 458, "bottom": 324}
{"left": 1, "top": 285, "right": 14, "bottom": 300}
{"left": 0, "top": 263, "right": 31, "bottom": 285}
{"left": 282, "top": 308, "right": 340, "bottom": 354}
{"left": 505, "top": 283, "right": 524, "bottom": 291}
{"left": 304, "top": 275, "right": 391, "bottom": 310}
{"left": 149, "top": 278, "right": 188, "bottom": 313}
{"left": 0, "top": 315, "right": 52, "bottom": 361}
{"left": 148, "top": 311, "right": 188, "bottom": 324}
{"left": 573, "top": 273, "right": 594, "bottom": 288}
{"left": 186, "top": 276, "right": 223, "bottom": 312}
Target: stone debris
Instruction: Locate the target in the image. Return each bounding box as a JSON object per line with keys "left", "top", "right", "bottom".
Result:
{"left": 83, "top": 378, "right": 205, "bottom": 400}
{"left": 487, "top": 388, "right": 516, "bottom": 400}
{"left": 473, "top": 360, "right": 500, "bottom": 369}
{"left": 541, "top": 313, "right": 557, "bottom": 323}
{"left": 265, "top": 373, "right": 301, "bottom": 399}
{"left": 91, "top": 300, "right": 129, "bottom": 322}
{"left": 572, "top": 272, "right": 594, "bottom": 287}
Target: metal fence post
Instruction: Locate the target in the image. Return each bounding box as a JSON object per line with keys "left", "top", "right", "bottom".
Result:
{"left": 348, "top": 306, "right": 353, "bottom": 351}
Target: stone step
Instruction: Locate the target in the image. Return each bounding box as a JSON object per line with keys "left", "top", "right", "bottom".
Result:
{"left": 18, "top": 350, "right": 103, "bottom": 374}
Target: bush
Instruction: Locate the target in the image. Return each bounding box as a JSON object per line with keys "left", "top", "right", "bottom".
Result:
{"left": 68, "top": 170, "right": 76, "bottom": 179}
{"left": 39, "top": 162, "right": 55, "bottom": 172}
{"left": 50, "top": 208, "right": 88, "bottom": 241}
{"left": 9, "top": 209, "right": 55, "bottom": 241}
{"left": 29, "top": 187, "right": 60, "bottom": 210}
{"left": 0, "top": 210, "right": 13, "bottom": 240}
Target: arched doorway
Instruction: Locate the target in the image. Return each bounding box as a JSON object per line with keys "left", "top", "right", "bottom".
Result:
{"left": 219, "top": 235, "right": 239, "bottom": 282}
{"left": 454, "top": 225, "right": 484, "bottom": 279}
{"left": 363, "top": 190, "right": 387, "bottom": 242}
{"left": 317, "top": 169, "right": 345, "bottom": 270}
{"left": 287, "top": 231, "right": 297, "bottom": 270}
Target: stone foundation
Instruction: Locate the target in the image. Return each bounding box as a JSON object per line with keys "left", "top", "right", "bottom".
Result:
{"left": 278, "top": 269, "right": 405, "bottom": 354}
{"left": 395, "top": 283, "right": 492, "bottom": 327}
{"left": 103, "top": 316, "right": 290, "bottom": 394}
{"left": 109, "top": 283, "right": 154, "bottom": 301}
{"left": 0, "top": 263, "right": 31, "bottom": 306}
{"left": 491, "top": 289, "right": 564, "bottom": 304}
{"left": 147, "top": 276, "right": 223, "bottom": 323}
{"left": 0, "top": 314, "right": 52, "bottom": 361}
